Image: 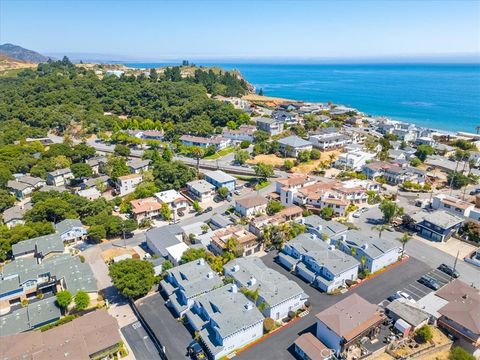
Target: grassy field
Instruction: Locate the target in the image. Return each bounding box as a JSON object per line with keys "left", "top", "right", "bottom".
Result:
{"left": 204, "top": 146, "right": 235, "bottom": 160}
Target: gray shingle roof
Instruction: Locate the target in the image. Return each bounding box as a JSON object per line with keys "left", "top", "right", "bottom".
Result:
{"left": 146, "top": 224, "right": 183, "bottom": 257}
{"left": 2, "top": 203, "right": 32, "bottom": 223}
{"left": 48, "top": 168, "right": 72, "bottom": 177}
{"left": 7, "top": 180, "right": 32, "bottom": 191}
{"left": 300, "top": 215, "right": 348, "bottom": 238}
{"left": 11, "top": 233, "right": 64, "bottom": 258}
{"left": 336, "top": 230, "right": 400, "bottom": 259}
{"left": 224, "top": 257, "right": 307, "bottom": 308}
{"left": 420, "top": 210, "right": 464, "bottom": 229}
{"left": 54, "top": 218, "right": 84, "bottom": 235}
{"left": 278, "top": 135, "right": 312, "bottom": 148}
{"left": 187, "top": 179, "right": 215, "bottom": 194}
{"left": 204, "top": 170, "right": 236, "bottom": 185}
{"left": 386, "top": 299, "right": 430, "bottom": 327}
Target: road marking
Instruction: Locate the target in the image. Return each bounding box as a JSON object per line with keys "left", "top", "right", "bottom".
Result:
{"left": 132, "top": 322, "right": 142, "bottom": 330}
{"left": 407, "top": 283, "right": 430, "bottom": 297}
{"left": 402, "top": 287, "right": 423, "bottom": 300}
{"left": 412, "top": 282, "right": 434, "bottom": 295}
{"left": 430, "top": 270, "right": 450, "bottom": 283}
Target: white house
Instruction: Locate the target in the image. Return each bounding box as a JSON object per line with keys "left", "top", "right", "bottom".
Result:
{"left": 155, "top": 189, "right": 190, "bottom": 213}
{"left": 224, "top": 257, "right": 308, "bottom": 320}
{"left": 235, "top": 195, "right": 268, "bottom": 217}
{"left": 278, "top": 234, "right": 359, "bottom": 293}
{"left": 256, "top": 118, "right": 284, "bottom": 136}
{"left": 278, "top": 136, "right": 313, "bottom": 157}
{"left": 126, "top": 158, "right": 150, "bottom": 174}
{"left": 161, "top": 258, "right": 223, "bottom": 316}
{"left": 54, "top": 219, "right": 87, "bottom": 244}
{"left": 47, "top": 168, "right": 74, "bottom": 187}
{"left": 335, "top": 150, "right": 375, "bottom": 170}
{"left": 222, "top": 125, "right": 256, "bottom": 142}
{"left": 333, "top": 230, "right": 402, "bottom": 273}
{"left": 186, "top": 180, "right": 216, "bottom": 202}
{"left": 185, "top": 284, "right": 264, "bottom": 360}
{"left": 115, "top": 173, "right": 143, "bottom": 196}
{"left": 432, "top": 194, "right": 474, "bottom": 218}
{"left": 180, "top": 135, "right": 231, "bottom": 150}
{"left": 309, "top": 129, "right": 350, "bottom": 151}
{"left": 146, "top": 225, "right": 189, "bottom": 265}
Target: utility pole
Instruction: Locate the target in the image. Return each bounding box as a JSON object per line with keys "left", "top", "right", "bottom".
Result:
{"left": 451, "top": 250, "right": 459, "bottom": 282}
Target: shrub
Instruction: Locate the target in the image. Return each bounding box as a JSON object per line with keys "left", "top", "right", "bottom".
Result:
{"left": 56, "top": 290, "right": 72, "bottom": 308}
{"left": 240, "top": 140, "right": 251, "bottom": 149}
{"left": 448, "top": 347, "right": 475, "bottom": 360}
{"left": 415, "top": 325, "right": 433, "bottom": 343}
{"left": 263, "top": 317, "right": 275, "bottom": 332}
{"left": 79, "top": 255, "right": 85, "bottom": 263}
{"left": 288, "top": 310, "right": 296, "bottom": 319}
{"left": 21, "top": 298, "right": 29, "bottom": 307}
{"left": 74, "top": 291, "right": 90, "bottom": 311}
{"left": 39, "top": 314, "right": 78, "bottom": 332}
{"left": 310, "top": 148, "right": 321, "bottom": 160}
{"left": 36, "top": 293, "right": 44, "bottom": 299}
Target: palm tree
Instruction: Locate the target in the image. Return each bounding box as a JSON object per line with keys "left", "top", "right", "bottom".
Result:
{"left": 398, "top": 233, "right": 411, "bottom": 259}
{"left": 450, "top": 150, "right": 465, "bottom": 195}
{"left": 350, "top": 247, "right": 357, "bottom": 257}
{"left": 373, "top": 224, "right": 389, "bottom": 238}
{"left": 192, "top": 146, "right": 204, "bottom": 174}
{"left": 463, "top": 159, "right": 476, "bottom": 200}
{"left": 360, "top": 255, "right": 367, "bottom": 269}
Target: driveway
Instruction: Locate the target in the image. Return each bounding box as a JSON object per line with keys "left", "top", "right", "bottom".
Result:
{"left": 121, "top": 322, "right": 162, "bottom": 360}
{"left": 236, "top": 251, "right": 431, "bottom": 360}
{"left": 135, "top": 293, "right": 191, "bottom": 360}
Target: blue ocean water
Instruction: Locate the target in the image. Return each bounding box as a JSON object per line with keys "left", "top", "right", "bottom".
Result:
{"left": 125, "top": 63, "right": 480, "bottom": 133}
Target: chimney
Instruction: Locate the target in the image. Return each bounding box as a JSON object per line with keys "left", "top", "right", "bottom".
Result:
{"left": 198, "top": 258, "right": 205, "bottom": 266}
{"left": 244, "top": 301, "right": 253, "bottom": 310}
{"left": 232, "top": 264, "right": 240, "bottom": 272}
{"left": 206, "top": 271, "right": 214, "bottom": 279}
{"left": 248, "top": 276, "right": 256, "bottom": 286}
{"left": 230, "top": 284, "right": 238, "bottom": 293}
{"left": 317, "top": 224, "right": 323, "bottom": 232}
{"left": 341, "top": 234, "right": 347, "bottom": 241}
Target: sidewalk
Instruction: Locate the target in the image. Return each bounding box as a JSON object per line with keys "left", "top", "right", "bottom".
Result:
{"left": 414, "top": 235, "right": 477, "bottom": 259}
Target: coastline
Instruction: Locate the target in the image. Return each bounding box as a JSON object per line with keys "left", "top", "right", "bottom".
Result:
{"left": 123, "top": 62, "right": 480, "bottom": 134}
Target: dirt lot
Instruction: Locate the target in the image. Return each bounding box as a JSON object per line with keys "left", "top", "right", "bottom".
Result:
{"left": 247, "top": 154, "right": 295, "bottom": 168}
{"left": 391, "top": 327, "right": 451, "bottom": 358}
{"left": 101, "top": 248, "right": 139, "bottom": 263}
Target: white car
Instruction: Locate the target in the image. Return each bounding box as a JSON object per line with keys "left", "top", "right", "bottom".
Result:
{"left": 352, "top": 211, "right": 361, "bottom": 218}
{"left": 397, "top": 291, "right": 416, "bottom": 304}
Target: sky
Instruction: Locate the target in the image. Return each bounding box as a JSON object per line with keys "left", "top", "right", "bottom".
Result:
{"left": 1, "top": 0, "right": 479, "bottom": 61}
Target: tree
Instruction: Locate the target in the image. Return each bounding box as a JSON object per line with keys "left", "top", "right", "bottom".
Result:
{"left": 104, "top": 156, "right": 129, "bottom": 180}
{"left": 310, "top": 148, "right": 321, "bottom": 160}
{"left": 447, "top": 172, "right": 470, "bottom": 190}
{"left": 297, "top": 150, "right": 311, "bottom": 163}
{"left": 398, "top": 233, "right": 411, "bottom": 258}
{"left": 192, "top": 200, "right": 202, "bottom": 213}
{"left": 74, "top": 291, "right": 90, "bottom": 311}
{"left": 415, "top": 325, "right": 433, "bottom": 343}
{"left": 218, "top": 186, "right": 229, "bottom": 199}
{"left": 71, "top": 163, "right": 93, "bottom": 179}
{"left": 415, "top": 145, "right": 435, "bottom": 162}
{"left": 159, "top": 202, "right": 171, "bottom": 220}
{"left": 162, "top": 260, "right": 173, "bottom": 273}
{"left": 284, "top": 159, "right": 294, "bottom": 171}
{"left": 0, "top": 189, "right": 15, "bottom": 212}
{"left": 162, "top": 147, "right": 173, "bottom": 162}
{"left": 0, "top": 168, "right": 13, "bottom": 188}
{"left": 373, "top": 224, "right": 390, "bottom": 238}
{"left": 234, "top": 150, "right": 250, "bottom": 165}
{"left": 88, "top": 224, "right": 106, "bottom": 243}
{"left": 253, "top": 130, "right": 270, "bottom": 143}
{"left": 266, "top": 200, "right": 285, "bottom": 215}
{"left": 109, "top": 259, "right": 155, "bottom": 298}
{"left": 56, "top": 290, "right": 72, "bottom": 309}
{"left": 191, "top": 146, "right": 204, "bottom": 172}
{"left": 181, "top": 248, "right": 206, "bottom": 263}
{"left": 153, "top": 160, "right": 196, "bottom": 191}
{"left": 114, "top": 144, "right": 131, "bottom": 157}
{"left": 379, "top": 200, "right": 403, "bottom": 224}
{"left": 134, "top": 181, "right": 158, "bottom": 198}
{"left": 225, "top": 237, "right": 240, "bottom": 256}
{"left": 410, "top": 157, "right": 422, "bottom": 167}
{"left": 263, "top": 317, "right": 275, "bottom": 332}
{"left": 240, "top": 140, "right": 250, "bottom": 149}
{"left": 254, "top": 163, "right": 274, "bottom": 181}
{"left": 448, "top": 347, "right": 475, "bottom": 360}
{"left": 320, "top": 207, "right": 334, "bottom": 220}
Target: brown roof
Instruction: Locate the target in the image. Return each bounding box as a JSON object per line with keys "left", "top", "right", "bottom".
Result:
{"left": 436, "top": 280, "right": 480, "bottom": 334}
{"left": 236, "top": 194, "right": 268, "bottom": 209}
{"left": 211, "top": 225, "right": 257, "bottom": 249}
{"left": 117, "top": 173, "right": 142, "bottom": 181}
{"left": 130, "top": 197, "right": 161, "bottom": 214}
{"left": 315, "top": 294, "right": 384, "bottom": 341}
{"left": 294, "top": 333, "right": 331, "bottom": 360}
{"left": 441, "top": 197, "right": 473, "bottom": 210}
{"left": 0, "top": 310, "right": 120, "bottom": 360}
{"left": 276, "top": 174, "right": 311, "bottom": 186}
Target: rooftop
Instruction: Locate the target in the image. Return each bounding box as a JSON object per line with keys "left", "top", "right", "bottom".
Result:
{"left": 2, "top": 203, "right": 32, "bottom": 223}
{"left": 278, "top": 135, "right": 313, "bottom": 148}
{"left": 294, "top": 333, "right": 330, "bottom": 360}
{"left": 386, "top": 298, "right": 430, "bottom": 327}
{"left": 55, "top": 218, "right": 84, "bottom": 235}
{"left": 155, "top": 189, "right": 185, "bottom": 204}
{"left": 418, "top": 210, "right": 464, "bottom": 229}
{"left": 127, "top": 158, "right": 150, "bottom": 169}
{"left": 203, "top": 170, "right": 236, "bottom": 184}
{"left": 187, "top": 179, "right": 215, "bottom": 194}
{"left": 130, "top": 197, "right": 161, "bottom": 214}
{"left": 11, "top": 232, "right": 64, "bottom": 258}
{"left": 337, "top": 230, "right": 400, "bottom": 259}
{"left": 48, "top": 168, "right": 72, "bottom": 177}
{"left": 235, "top": 194, "right": 268, "bottom": 208}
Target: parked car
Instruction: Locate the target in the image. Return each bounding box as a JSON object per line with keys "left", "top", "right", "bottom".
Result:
{"left": 418, "top": 275, "right": 441, "bottom": 290}
{"left": 396, "top": 291, "right": 416, "bottom": 303}
{"left": 438, "top": 264, "right": 460, "bottom": 278}
{"left": 187, "top": 341, "right": 206, "bottom": 359}
{"left": 234, "top": 189, "right": 241, "bottom": 195}
{"left": 203, "top": 206, "right": 213, "bottom": 213}
{"left": 470, "top": 188, "right": 480, "bottom": 195}
{"left": 387, "top": 293, "right": 401, "bottom": 302}
{"left": 352, "top": 211, "right": 361, "bottom": 218}
{"left": 213, "top": 196, "right": 223, "bottom": 203}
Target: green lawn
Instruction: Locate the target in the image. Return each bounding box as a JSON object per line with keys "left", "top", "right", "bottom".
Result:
{"left": 254, "top": 180, "right": 270, "bottom": 190}
{"left": 204, "top": 146, "right": 235, "bottom": 160}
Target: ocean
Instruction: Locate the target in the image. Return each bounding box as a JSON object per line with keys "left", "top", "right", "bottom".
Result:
{"left": 124, "top": 62, "right": 480, "bottom": 133}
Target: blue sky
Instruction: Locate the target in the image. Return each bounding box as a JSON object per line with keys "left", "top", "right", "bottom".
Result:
{"left": 1, "top": 0, "right": 479, "bottom": 61}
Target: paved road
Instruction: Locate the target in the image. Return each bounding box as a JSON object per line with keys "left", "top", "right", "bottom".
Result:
{"left": 121, "top": 322, "right": 162, "bottom": 360}
{"left": 237, "top": 251, "right": 431, "bottom": 360}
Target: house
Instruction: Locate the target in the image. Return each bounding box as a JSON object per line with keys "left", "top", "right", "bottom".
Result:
{"left": 7, "top": 180, "right": 34, "bottom": 199}
{"left": 204, "top": 170, "right": 236, "bottom": 191}
{"left": 249, "top": 205, "right": 303, "bottom": 236}
{"left": 294, "top": 333, "right": 334, "bottom": 360}
{"left": 180, "top": 134, "right": 231, "bottom": 150}
{"left": 335, "top": 150, "right": 375, "bottom": 170}
{"left": 210, "top": 225, "right": 262, "bottom": 257}
{"left": 362, "top": 161, "right": 391, "bottom": 179}
{"left": 333, "top": 230, "right": 402, "bottom": 273}
{"left": 256, "top": 118, "right": 284, "bottom": 136}
{"left": 278, "top": 136, "right": 313, "bottom": 157}
{"left": 77, "top": 187, "right": 101, "bottom": 200}
{"left": 309, "top": 128, "right": 350, "bottom": 151}
{"left": 127, "top": 158, "right": 150, "bottom": 174}
{"left": 432, "top": 194, "right": 474, "bottom": 218}
{"left": 385, "top": 299, "right": 430, "bottom": 331}
{"left": 275, "top": 174, "right": 317, "bottom": 206}
{"left": 272, "top": 110, "right": 298, "bottom": 125}
{"left": 416, "top": 136, "right": 436, "bottom": 146}
{"left": 315, "top": 294, "right": 385, "bottom": 355}
{"left": 46, "top": 168, "right": 73, "bottom": 187}
{"left": 11, "top": 233, "right": 65, "bottom": 259}
{"left": 86, "top": 156, "right": 107, "bottom": 174}
{"left": 298, "top": 215, "right": 348, "bottom": 240}
{"left": 222, "top": 125, "right": 256, "bottom": 142}
{"left": 155, "top": 189, "right": 190, "bottom": 213}
{"left": 185, "top": 284, "right": 264, "bottom": 360}
{"left": 16, "top": 175, "right": 46, "bottom": 189}
{"left": 55, "top": 218, "right": 87, "bottom": 243}
{"left": 115, "top": 173, "right": 143, "bottom": 196}
{"left": 224, "top": 257, "right": 308, "bottom": 320}
{"left": 279, "top": 234, "right": 359, "bottom": 292}
{"left": 2, "top": 203, "right": 32, "bottom": 228}
{"left": 142, "top": 129, "right": 164, "bottom": 140}
{"left": 413, "top": 210, "right": 464, "bottom": 242}
{"left": 187, "top": 179, "right": 216, "bottom": 202}
{"left": 235, "top": 194, "right": 268, "bottom": 217}
{"left": 435, "top": 279, "right": 480, "bottom": 346}
{"left": 0, "top": 297, "right": 61, "bottom": 336}
{"left": 161, "top": 258, "right": 223, "bottom": 316}
{"left": 146, "top": 225, "right": 188, "bottom": 265}
{"left": 1, "top": 254, "right": 97, "bottom": 311}
{"left": 130, "top": 197, "right": 161, "bottom": 221}
{"left": 383, "top": 166, "right": 426, "bottom": 185}
{"left": 81, "top": 174, "right": 110, "bottom": 190}
{"left": 1, "top": 309, "right": 121, "bottom": 359}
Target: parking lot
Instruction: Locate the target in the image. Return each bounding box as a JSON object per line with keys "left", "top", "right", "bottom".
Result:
{"left": 121, "top": 322, "right": 162, "bottom": 360}
{"left": 397, "top": 268, "right": 452, "bottom": 301}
